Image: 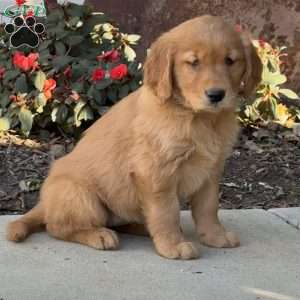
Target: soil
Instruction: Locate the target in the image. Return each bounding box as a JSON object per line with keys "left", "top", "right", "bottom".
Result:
{"left": 0, "top": 126, "right": 299, "bottom": 215}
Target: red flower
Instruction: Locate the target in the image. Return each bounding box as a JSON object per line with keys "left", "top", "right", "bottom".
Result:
{"left": 13, "top": 51, "right": 39, "bottom": 72}
{"left": 110, "top": 64, "right": 128, "bottom": 80}
{"left": 28, "top": 53, "right": 39, "bottom": 70}
{"left": 92, "top": 68, "right": 105, "bottom": 82}
{"left": 97, "top": 50, "right": 120, "bottom": 63}
{"left": 16, "top": 0, "right": 26, "bottom": 7}
{"left": 63, "top": 66, "right": 72, "bottom": 78}
{"left": 0, "top": 66, "right": 5, "bottom": 79}
{"left": 43, "top": 78, "right": 56, "bottom": 100}
{"left": 13, "top": 51, "right": 23, "bottom": 67}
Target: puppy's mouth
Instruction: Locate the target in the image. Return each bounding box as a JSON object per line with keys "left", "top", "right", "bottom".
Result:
{"left": 203, "top": 104, "right": 224, "bottom": 113}
{"left": 196, "top": 97, "right": 237, "bottom": 113}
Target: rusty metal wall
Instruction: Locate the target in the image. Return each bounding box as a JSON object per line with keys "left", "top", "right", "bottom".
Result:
{"left": 86, "top": 0, "right": 300, "bottom": 92}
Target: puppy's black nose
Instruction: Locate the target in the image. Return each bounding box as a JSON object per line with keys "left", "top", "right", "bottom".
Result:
{"left": 205, "top": 88, "right": 226, "bottom": 104}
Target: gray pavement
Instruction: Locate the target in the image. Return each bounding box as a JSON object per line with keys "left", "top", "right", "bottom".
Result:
{"left": 269, "top": 207, "right": 300, "bottom": 230}
{"left": 0, "top": 209, "right": 300, "bottom": 300}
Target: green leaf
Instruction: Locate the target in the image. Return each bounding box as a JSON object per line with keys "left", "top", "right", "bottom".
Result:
{"left": 118, "top": 84, "right": 129, "bottom": 99}
{"left": 18, "top": 107, "right": 33, "bottom": 136}
{"left": 128, "top": 61, "right": 139, "bottom": 75}
{"left": 268, "top": 85, "right": 280, "bottom": 97}
{"left": 34, "top": 71, "right": 46, "bottom": 92}
{"left": 269, "top": 97, "right": 278, "bottom": 118}
{"left": 78, "top": 105, "right": 94, "bottom": 122}
{"left": 39, "top": 49, "right": 51, "bottom": 64}
{"left": 38, "top": 40, "right": 52, "bottom": 51}
{"left": 55, "top": 41, "right": 66, "bottom": 56}
{"left": 86, "top": 85, "right": 102, "bottom": 104}
{"left": 124, "top": 45, "right": 136, "bottom": 62}
{"left": 55, "top": 28, "right": 69, "bottom": 40}
{"left": 0, "top": 92, "right": 10, "bottom": 109}
{"left": 95, "top": 79, "right": 112, "bottom": 90}
{"left": 279, "top": 89, "right": 299, "bottom": 100}
{"left": 46, "top": 8, "right": 64, "bottom": 23}
{"left": 252, "top": 40, "right": 259, "bottom": 48}
{"left": 15, "top": 75, "right": 28, "bottom": 93}
{"left": 74, "top": 100, "right": 86, "bottom": 127}
{"left": 102, "top": 23, "right": 114, "bottom": 32}
{"left": 52, "top": 56, "right": 73, "bottom": 71}
{"left": 51, "top": 106, "right": 59, "bottom": 122}
{"left": 65, "top": 35, "right": 84, "bottom": 46}
{"left": 81, "top": 14, "right": 109, "bottom": 35}
{"left": 51, "top": 104, "right": 68, "bottom": 124}
{"left": 74, "top": 100, "right": 86, "bottom": 114}
{"left": 0, "top": 117, "right": 10, "bottom": 131}
{"left": 68, "top": 16, "right": 80, "bottom": 28}
{"left": 93, "top": 89, "right": 104, "bottom": 105}
{"left": 66, "top": 3, "right": 89, "bottom": 18}
{"left": 35, "top": 93, "right": 47, "bottom": 113}
{"left": 97, "top": 106, "right": 109, "bottom": 116}
{"left": 107, "top": 88, "right": 118, "bottom": 102}
{"left": 4, "top": 70, "right": 20, "bottom": 82}
{"left": 71, "top": 82, "right": 84, "bottom": 93}
{"left": 87, "top": 85, "right": 95, "bottom": 98}
{"left": 262, "top": 70, "right": 286, "bottom": 86}
{"left": 126, "top": 34, "right": 141, "bottom": 44}
{"left": 103, "top": 32, "right": 114, "bottom": 40}
{"left": 71, "top": 64, "right": 86, "bottom": 80}
{"left": 243, "top": 104, "right": 259, "bottom": 121}
{"left": 129, "top": 80, "right": 140, "bottom": 92}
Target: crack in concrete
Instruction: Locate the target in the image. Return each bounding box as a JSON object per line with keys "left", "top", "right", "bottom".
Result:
{"left": 267, "top": 210, "right": 300, "bottom": 230}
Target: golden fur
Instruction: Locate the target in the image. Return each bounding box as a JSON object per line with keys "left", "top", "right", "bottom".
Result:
{"left": 6, "top": 16, "right": 262, "bottom": 259}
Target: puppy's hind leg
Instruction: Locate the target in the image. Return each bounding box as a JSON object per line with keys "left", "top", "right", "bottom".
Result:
{"left": 43, "top": 177, "right": 119, "bottom": 250}
{"left": 6, "top": 203, "right": 45, "bottom": 242}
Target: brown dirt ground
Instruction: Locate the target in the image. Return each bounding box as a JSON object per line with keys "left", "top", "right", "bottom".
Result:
{"left": 0, "top": 126, "right": 299, "bottom": 215}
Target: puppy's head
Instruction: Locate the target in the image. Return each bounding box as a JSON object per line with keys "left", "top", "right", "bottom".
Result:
{"left": 144, "top": 15, "right": 262, "bottom": 113}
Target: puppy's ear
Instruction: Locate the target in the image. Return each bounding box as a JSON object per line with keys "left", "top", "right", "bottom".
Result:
{"left": 143, "top": 35, "right": 174, "bottom": 103}
{"left": 239, "top": 33, "right": 263, "bottom": 97}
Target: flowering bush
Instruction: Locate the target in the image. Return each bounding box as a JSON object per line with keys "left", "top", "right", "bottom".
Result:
{"left": 0, "top": 3, "right": 142, "bottom": 135}
{"left": 240, "top": 39, "right": 299, "bottom": 128}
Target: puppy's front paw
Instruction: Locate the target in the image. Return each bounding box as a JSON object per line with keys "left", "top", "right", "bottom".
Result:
{"left": 200, "top": 230, "right": 240, "bottom": 248}
{"left": 155, "top": 241, "right": 200, "bottom": 260}
{"left": 89, "top": 228, "right": 120, "bottom": 250}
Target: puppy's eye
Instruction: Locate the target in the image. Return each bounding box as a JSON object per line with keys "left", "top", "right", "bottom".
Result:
{"left": 225, "top": 57, "right": 235, "bottom": 66}
{"left": 187, "top": 59, "right": 200, "bottom": 68}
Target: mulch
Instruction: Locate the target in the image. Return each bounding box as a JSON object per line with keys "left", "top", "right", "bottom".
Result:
{"left": 0, "top": 126, "right": 299, "bottom": 215}
{"left": 222, "top": 127, "right": 300, "bottom": 209}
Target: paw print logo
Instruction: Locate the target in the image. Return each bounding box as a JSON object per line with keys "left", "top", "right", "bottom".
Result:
{"left": 4, "top": 16, "right": 45, "bottom": 48}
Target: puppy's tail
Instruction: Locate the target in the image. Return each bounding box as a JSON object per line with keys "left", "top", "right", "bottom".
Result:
{"left": 6, "top": 204, "right": 45, "bottom": 242}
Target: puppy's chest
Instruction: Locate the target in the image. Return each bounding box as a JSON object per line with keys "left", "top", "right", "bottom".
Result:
{"left": 177, "top": 150, "right": 216, "bottom": 198}
{"left": 177, "top": 132, "right": 232, "bottom": 198}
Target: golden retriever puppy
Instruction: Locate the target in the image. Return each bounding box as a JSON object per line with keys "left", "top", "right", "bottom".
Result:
{"left": 7, "top": 15, "right": 262, "bottom": 260}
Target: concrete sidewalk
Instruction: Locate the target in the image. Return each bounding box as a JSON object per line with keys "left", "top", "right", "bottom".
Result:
{"left": 0, "top": 209, "right": 299, "bottom": 300}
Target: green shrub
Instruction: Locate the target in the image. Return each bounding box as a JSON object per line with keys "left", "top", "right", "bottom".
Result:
{"left": 240, "top": 39, "right": 299, "bottom": 128}
{"left": 0, "top": 3, "right": 142, "bottom": 136}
